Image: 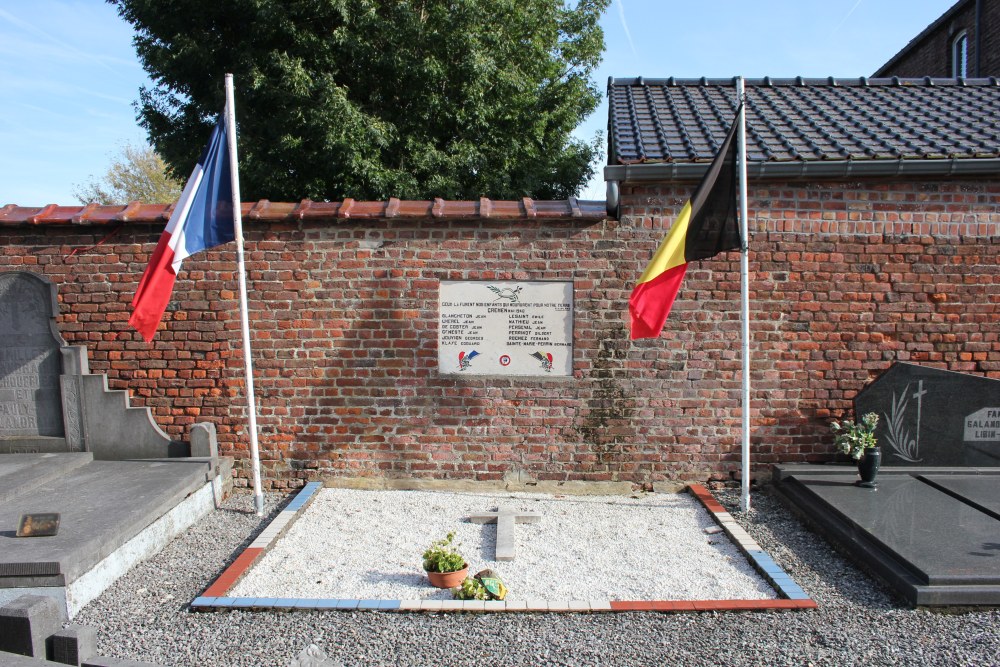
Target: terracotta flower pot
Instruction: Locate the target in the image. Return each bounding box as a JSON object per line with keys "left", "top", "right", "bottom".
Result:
{"left": 426, "top": 565, "right": 468, "bottom": 588}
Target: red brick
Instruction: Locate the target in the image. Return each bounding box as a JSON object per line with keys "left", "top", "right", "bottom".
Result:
{"left": 3, "top": 180, "right": 997, "bottom": 488}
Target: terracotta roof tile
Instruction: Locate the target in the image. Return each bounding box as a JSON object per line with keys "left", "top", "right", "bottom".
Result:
{"left": 0, "top": 198, "right": 605, "bottom": 227}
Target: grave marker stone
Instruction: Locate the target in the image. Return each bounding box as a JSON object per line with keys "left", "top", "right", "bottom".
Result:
{"left": 0, "top": 272, "right": 68, "bottom": 444}
{"left": 0, "top": 270, "right": 215, "bottom": 460}
{"left": 16, "top": 513, "right": 60, "bottom": 537}
{"left": 467, "top": 506, "right": 541, "bottom": 561}
{"left": 854, "top": 362, "right": 1000, "bottom": 466}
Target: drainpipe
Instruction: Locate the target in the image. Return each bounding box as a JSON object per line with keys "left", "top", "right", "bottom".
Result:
{"left": 606, "top": 180, "right": 619, "bottom": 218}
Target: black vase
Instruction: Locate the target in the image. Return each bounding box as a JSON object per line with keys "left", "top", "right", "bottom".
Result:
{"left": 857, "top": 447, "right": 881, "bottom": 488}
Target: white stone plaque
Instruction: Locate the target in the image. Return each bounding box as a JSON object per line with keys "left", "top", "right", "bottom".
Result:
{"left": 964, "top": 408, "right": 1000, "bottom": 442}
{"left": 438, "top": 281, "right": 573, "bottom": 376}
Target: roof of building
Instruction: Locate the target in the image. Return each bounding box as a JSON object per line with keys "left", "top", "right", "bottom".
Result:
{"left": 0, "top": 197, "right": 606, "bottom": 227}
{"left": 874, "top": 0, "right": 971, "bottom": 77}
{"left": 606, "top": 76, "right": 1000, "bottom": 184}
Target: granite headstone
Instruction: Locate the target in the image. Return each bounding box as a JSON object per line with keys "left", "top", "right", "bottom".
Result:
{"left": 854, "top": 362, "right": 1000, "bottom": 466}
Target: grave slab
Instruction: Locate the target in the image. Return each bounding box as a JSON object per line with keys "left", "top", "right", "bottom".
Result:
{"left": 0, "top": 454, "right": 92, "bottom": 505}
{"left": 918, "top": 474, "right": 1000, "bottom": 520}
{"left": 0, "top": 459, "right": 214, "bottom": 584}
{"left": 0, "top": 456, "right": 222, "bottom": 618}
{"left": 774, "top": 465, "right": 1000, "bottom": 606}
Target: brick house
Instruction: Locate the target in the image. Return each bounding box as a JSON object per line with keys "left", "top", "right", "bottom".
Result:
{"left": 2, "top": 77, "right": 998, "bottom": 491}
{"left": 874, "top": 0, "right": 1000, "bottom": 77}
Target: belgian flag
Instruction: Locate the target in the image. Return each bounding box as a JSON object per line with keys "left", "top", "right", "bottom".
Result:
{"left": 628, "top": 106, "right": 744, "bottom": 340}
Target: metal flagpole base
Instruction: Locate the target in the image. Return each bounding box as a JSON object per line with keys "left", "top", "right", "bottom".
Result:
{"left": 254, "top": 493, "right": 264, "bottom": 517}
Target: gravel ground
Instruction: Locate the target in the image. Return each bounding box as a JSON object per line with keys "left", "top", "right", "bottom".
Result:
{"left": 74, "top": 485, "right": 1000, "bottom": 667}
{"left": 230, "top": 488, "right": 774, "bottom": 602}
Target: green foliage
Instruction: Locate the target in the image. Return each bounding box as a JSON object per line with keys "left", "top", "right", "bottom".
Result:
{"left": 453, "top": 576, "right": 490, "bottom": 600}
{"left": 422, "top": 532, "right": 466, "bottom": 573}
{"left": 110, "top": 0, "right": 610, "bottom": 201}
{"left": 831, "top": 412, "right": 879, "bottom": 460}
{"left": 74, "top": 143, "right": 183, "bottom": 205}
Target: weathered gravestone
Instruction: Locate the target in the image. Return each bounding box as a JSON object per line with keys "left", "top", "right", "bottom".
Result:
{"left": 854, "top": 362, "right": 1000, "bottom": 466}
{"left": 0, "top": 271, "right": 82, "bottom": 452}
{"left": 0, "top": 271, "right": 215, "bottom": 459}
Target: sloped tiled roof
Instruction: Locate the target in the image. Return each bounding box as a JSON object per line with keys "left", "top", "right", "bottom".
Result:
{"left": 0, "top": 198, "right": 605, "bottom": 227}
{"left": 607, "top": 77, "right": 1000, "bottom": 181}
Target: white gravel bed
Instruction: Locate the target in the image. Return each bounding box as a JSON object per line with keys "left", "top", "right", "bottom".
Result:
{"left": 74, "top": 487, "right": 1000, "bottom": 667}
{"left": 228, "top": 488, "right": 776, "bottom": 601}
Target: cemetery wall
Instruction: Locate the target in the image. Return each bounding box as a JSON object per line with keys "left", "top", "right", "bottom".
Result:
{"left": 2, "top": 177, "right": 998, "bottom": 489}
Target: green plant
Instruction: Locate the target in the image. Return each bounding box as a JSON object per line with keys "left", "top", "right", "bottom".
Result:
{"left": 831, "top": 412, "right": 879, "bottom": 460}
{"left": 422, "top": 532, "right": 466, "bottom": 573}
{"left": 453, "top": 576, "right": 490, "bottom": 600}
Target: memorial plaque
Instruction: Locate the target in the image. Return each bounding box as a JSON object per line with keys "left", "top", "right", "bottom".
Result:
{"left": 0, "top": 272, "right": 65, "bottom": 438}
{"left": 854, "top": 363, "right": 1000, "bottom": 466}
{"left": 438, "top": 281, "right": 573, "bottom": 376}
{"left": 16, "top": 512, "right": 61, "bottom": 537}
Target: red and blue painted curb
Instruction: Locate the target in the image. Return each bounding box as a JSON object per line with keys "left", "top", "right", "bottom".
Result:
{"left": 191, "top": 482, "right": 817, "bottom": 613}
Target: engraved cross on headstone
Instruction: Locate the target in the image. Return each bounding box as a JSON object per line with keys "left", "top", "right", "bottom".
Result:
{"left": 467, "top": 506, "right": 541, "bottom": 561}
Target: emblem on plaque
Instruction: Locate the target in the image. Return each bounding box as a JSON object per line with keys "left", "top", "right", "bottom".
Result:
{"left": 530, "top": 351, "right": 553, "bottom": 373}
{"left": 458, "top": 350, "right": 480, "bottom": 371}
{"left": 487, "top": 285, "right": 523, "bottom": 302}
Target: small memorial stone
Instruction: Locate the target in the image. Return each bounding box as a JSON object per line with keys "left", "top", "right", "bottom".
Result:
{"left": 16, "top": 513, "right": 60, "bottom": 537}
{"left": 473, "top": 569, "right": 508, "bottom": 600}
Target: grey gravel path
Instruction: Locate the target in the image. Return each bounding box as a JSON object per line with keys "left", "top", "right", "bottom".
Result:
{"left": 74, "top": 486, "right": 1000, "bottom": 667}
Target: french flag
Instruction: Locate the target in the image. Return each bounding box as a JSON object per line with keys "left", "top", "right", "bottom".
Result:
{"left": 129, "top": 118, "right": 236, "bottom": 342}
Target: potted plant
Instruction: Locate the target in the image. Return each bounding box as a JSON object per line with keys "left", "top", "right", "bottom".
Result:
{"left": 422, "top": 532, "right": 469, "bottom": 588}
{"left": 831, "top": 412, "right": 881, "bottom": 488}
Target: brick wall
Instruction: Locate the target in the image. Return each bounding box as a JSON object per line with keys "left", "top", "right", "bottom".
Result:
{"left": 878, "top": 0, "right": 1000, "bottom": 77}
{"left": 3, "top": 177, "right": 998, "bottom": 489}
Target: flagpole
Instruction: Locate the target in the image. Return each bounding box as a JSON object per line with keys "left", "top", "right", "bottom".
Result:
{"left": 736, "top": 77, "right": 751, "bottom": 513}
{"left": 224, "top": 73, "right": 265, "bottom": 517}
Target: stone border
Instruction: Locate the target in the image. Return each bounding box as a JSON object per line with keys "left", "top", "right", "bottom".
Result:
{"left": 190, "top": 483, "right": 817, "bottom": 613}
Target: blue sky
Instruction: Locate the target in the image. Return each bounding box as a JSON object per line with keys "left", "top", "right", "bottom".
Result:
{"left": 0, "top": 0, "right": 957, "bottom": 206}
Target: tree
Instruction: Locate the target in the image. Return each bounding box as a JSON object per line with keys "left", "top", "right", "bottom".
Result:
{"left": 74, "top": 143, "right": 183, "bottom": 204}
{"left": 110, "top": 0, "right": 610, "bottom": 202}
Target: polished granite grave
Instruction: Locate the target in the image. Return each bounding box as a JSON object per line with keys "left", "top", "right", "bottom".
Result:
{"left": 854, "top": 363, "right": 1000, "bottom": 467}
{"left": 774, "top": 465, "right": 1000, "bottom": 606}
